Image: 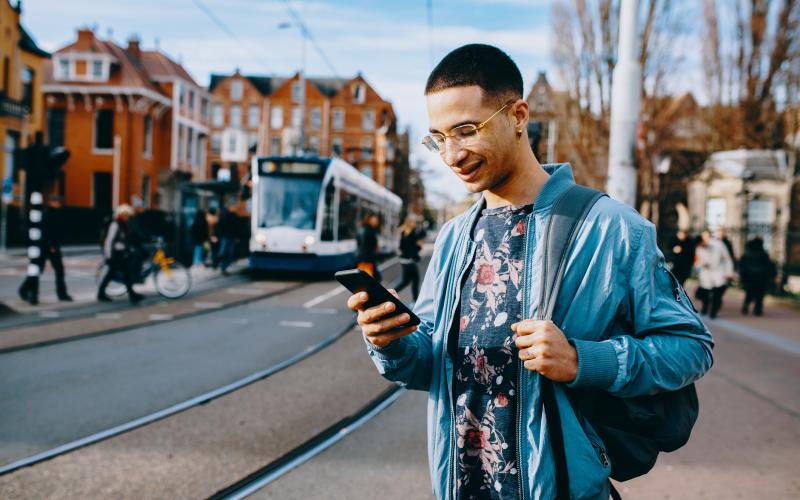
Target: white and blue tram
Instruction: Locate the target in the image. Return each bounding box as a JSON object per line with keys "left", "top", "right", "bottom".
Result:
{"left": 249, "top": 156, "right": 402, "bottom": 272}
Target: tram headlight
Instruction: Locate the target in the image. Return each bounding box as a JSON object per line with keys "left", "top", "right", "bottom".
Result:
{"left": 255, "top": 234, "right": 267, "bottom": 245}
{"left": 303, "top": 235, "right": 316, "bottom": 247}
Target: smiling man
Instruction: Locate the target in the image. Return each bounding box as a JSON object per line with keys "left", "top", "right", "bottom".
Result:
{"left": 347, "top": 44, "right": 713, "bottom": 499}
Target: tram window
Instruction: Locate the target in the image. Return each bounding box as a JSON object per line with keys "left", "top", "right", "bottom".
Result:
{"left": 338, "top": 190, "right": 358, "bottom": 240}
{"left": 321, "top": 180, "right": 336, "bottom": 241}
{"left": 259, "top": 176, "right": 322, "bottom": 229}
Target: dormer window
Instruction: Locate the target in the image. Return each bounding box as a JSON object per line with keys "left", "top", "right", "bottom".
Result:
{"left": 58, "top": 59, "right": 70, "bottom": 79}
{"left": 352, "top": 83, "right": 365, "bottom": 104}
{"left": 92, "top": 60, "right": 103, "bottom": 78}
{"left": 230, "top": 80, "right": 243, "bottom": 101}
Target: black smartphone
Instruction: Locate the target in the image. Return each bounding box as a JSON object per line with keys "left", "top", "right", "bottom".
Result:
{"left": 334, "top": 269, "right": 421, "bottom": 326}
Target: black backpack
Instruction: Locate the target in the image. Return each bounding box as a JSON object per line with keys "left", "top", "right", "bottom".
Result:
{"left": 539, "top": 185, "right": 699, "bottom": 499}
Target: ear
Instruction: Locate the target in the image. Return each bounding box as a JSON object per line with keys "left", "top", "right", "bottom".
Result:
{"left": 510, "top": 99, "right": 529, "bottom": 130}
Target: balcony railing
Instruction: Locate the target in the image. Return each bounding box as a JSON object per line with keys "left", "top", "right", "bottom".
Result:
{"left": 0, "top": 94, "right": 30, "bottom": 120}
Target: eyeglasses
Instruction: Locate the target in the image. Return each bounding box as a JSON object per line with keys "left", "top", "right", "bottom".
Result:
{"left": 421, "top": 101, "right": 514, "bottom": 153}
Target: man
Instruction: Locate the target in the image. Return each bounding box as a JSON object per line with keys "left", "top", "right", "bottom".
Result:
{"left": 347, "top": 44, "right": 713, "bottom": 499}
{"left": 18, "top": 196, "right": 73, "bottom": 305}
{"left": 356, "top": 213, "right": 381, "bottom": 282}
{"left": 215, "top": 201, "right": 240, "bottom": 275}
{"left": 668, "top": 229, "right": 695, "bottom": 287}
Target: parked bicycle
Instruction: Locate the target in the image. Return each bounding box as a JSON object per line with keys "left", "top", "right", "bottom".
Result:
{"left": 95, "top": 237, "right": 191, "bottom": 299}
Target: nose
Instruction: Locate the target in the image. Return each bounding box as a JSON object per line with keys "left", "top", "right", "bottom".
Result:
{"left": 442, "top": 138, "right": 467, "bottom": 168}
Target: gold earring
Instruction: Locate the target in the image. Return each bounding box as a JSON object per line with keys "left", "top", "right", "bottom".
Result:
{"left": 516, "top": 129, "right": 522, "bottom": 141}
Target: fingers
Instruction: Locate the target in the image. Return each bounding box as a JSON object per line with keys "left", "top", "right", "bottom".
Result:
{"left": 365, "top": 324, "right": 418, "bottom": 348}
{"left": 346, "top": 292, "right": 369, "bottom": 311}
{"left": 511, "top": 319, "right": 550, "bottom": 335}
{"left": 388, "top": 288, "right": 400, "bottom": 300}
{"left": 363, "top": 311, "right": 412, "bottom": 335}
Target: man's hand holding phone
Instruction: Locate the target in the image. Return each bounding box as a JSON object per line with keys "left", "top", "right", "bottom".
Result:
{"left": 347, "top": 290, "right": 418, "bottom": 348}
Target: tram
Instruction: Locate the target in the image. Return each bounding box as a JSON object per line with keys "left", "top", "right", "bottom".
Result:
{"left": 249, "top": 155, "right": 402, "bottom": 273}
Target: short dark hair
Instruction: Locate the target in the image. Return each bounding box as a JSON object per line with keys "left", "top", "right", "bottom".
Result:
{"left": 425, "top": 44, "right": 523, "bottom": 104}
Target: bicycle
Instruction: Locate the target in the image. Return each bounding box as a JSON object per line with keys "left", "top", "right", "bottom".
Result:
{"left": 95, "top": 237, "right": 192, "bottom": 299}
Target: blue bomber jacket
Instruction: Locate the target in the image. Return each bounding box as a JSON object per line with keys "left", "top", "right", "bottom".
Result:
{"left": 366, "top": 163, "right": 713, "bottom": 499}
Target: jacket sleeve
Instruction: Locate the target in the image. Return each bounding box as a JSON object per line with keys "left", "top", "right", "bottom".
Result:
{"left": 363, "top": 235, "right": 442, "bottom": 391}
{"left": 103, "top": 222, "right": 118, "bottom": 259}
{"left": 568, "top": 222, "right": 714, "bottom": 397}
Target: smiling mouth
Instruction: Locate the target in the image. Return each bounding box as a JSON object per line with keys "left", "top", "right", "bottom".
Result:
{"left": 456, "top": 161, "right": 482, "bottom": 179}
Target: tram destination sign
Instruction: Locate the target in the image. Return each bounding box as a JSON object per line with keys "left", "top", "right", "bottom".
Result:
{"left": 259, "top": 160, "right": 324, "bottom": 176}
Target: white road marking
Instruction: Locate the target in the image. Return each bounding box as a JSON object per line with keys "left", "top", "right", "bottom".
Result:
{"left": 193, "top": 301, "right": 223, "bottom": 309}
{"left": 709, "top": 318, "right": 800, "bottom": 356}
{"left": 226, "top": 287, "right": 265, "bottom": 296}
{"left": 95, "top": 312, "right": 122, "bottom": 319}
{"left": 308, "top": 308, "right": 338, "bottom": 314}
{"left": 280, "top": 320, "right": 314, "bottom": 328}
{"left": 149, "top": 314, "right": 174, "bottom": 321}
{"left": 39, "top": 311, "right": 61, "bottom": 318}
{"left": 302, "top": 257, "right": 400, "bottom": 309}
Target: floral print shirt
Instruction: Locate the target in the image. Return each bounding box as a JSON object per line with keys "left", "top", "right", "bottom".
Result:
{"left": 453, "top": 204, "right": 531, "bottom": 499}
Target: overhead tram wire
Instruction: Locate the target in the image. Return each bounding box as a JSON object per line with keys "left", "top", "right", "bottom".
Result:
{"left": 190, "top": 0, "right": 274, "bottom": 72}
{"left": 277, "top": 0, "right": 340, "bottom": 78}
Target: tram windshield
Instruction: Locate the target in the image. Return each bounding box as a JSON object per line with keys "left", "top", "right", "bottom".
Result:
{"left": 258, "top": 175, "right": 322, "bottom": 230}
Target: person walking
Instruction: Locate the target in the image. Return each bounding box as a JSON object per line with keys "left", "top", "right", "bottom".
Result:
{"left": 190, "top": 208, "right": 209, "bottom": 269}
{"left": 97, "top": 204, "right": 144, "bottom": 303}
{"left": 738, "top": 237, "right": 776, "bottom": 316}
{"left": 215, "top": 202, "right": 239, "bottom": 275}
{"left": 17, "top": 196, "right": 73, "bottom": 305}
{"left": 206, "top": 207, "right": 219, "bottom": 267}
{"left": 347, "top": 44, "right": 712, "bottom": 500}
{"left": 356, "top": 213, "right": 381, "bottom": 282}
{"left": 393, "top": 215, "right": 424, "bottom": 301}
{"left": 668, "top": 229, "right": 695, "bottom": 287}
{"left": 695, "top": 230, "right": 734, "bottom": 318}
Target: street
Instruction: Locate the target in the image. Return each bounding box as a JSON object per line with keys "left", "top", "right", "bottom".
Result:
{"left": 0, "top": 252, "right": 797, "bottom": 499}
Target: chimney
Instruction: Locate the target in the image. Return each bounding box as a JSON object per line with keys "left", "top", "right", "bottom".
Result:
{"left": 127, "top": 34, "right": 141, "bottom": 61}
{"left": 76, "top": 27, "right": 95, "bottom": 50}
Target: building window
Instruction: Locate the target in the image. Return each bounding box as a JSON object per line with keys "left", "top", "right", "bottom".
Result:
{"left": 188, "top": 90, "right": 195, "bottom": 111}
{"left": 270, "top": 135, "right": 280, "bottom": 155}
{"left": 212, "top": 104, "right": 224, "bottom": 127}
{"left": 248, "top": 132, "right": 258, "bottom": 150}
{"left": 748, "top": 198, "right": 775, "bottom": 249}
{"left": 352, "top": 83, "right": 365, "bottom": 104}
{"left": 705, "top": 198, "right": 726, "bottom": 231}
{"left": 361, "top": 137, "right": 373, "bottom": 160}
{"left": 188, "top": 131, "right": 195, "bottom": 164}
{"left": 92, "top": 60, "right": 103, "bottom": 78}
{"left": 142, "top": 175, "right": 150, "bottom": 207}
{"left": 361, "top": 164, "right": 373, "bottom": 179}
{"left": 21, "top": 67, "right": 34, "bottom": 111}
{"left": 362, "top": 110, "right": 375, "bottom": 131}
{"left": 58, "top": 58, "right": 70, "bottom": 79}
{"left": 94, "top": 109, "right": 114, "bottom": 151}
{"left": 230, "top": 80, "right": 243, "bottom": 101}
{"left": 178, "top": 125, "right": 185, "bottom": 162}
{"left": 332, "top": 137, "right": 343, "bottom": 156}
{"left": 47, "top": 109, "right": 66, "bottom": 148}
{"left": 230, "top": 105, "right": 242, "bottom": 128}
{"left": 201, "top": 98, "right": 209, "bottom": 120}
{"left": 308, "top": 135, "right": 320, "bottom": 155}
{"left": 332, "top": 108, "right": 344, "bottom": 130}
{"left": 271, "top": 106, "right": 283, "bottom": 129}
{"left": 385, "top": 166, "right": 394, "bottom": 189}
{"left": 227, "top": 133, "right": 237, "bottom": 154}
{"left": 310, "top": 106, "right": 321, "bottom": 130}
{"left": 248, "top": 104, "right": 260, "bottom": 129}
{"left": 291, "top": 106, "right": 302, "bottom": 128}
{"left": 143, "top": 115, "right": 153, "bottom": 157}
{"left": 179, "top": 84, "right": 186, "bottom": 108}
{"left": 211, "top": 132, "right": 222, "bottom": 154}
{"left": 291, "top": 82, "right": 303, "bottom": 103}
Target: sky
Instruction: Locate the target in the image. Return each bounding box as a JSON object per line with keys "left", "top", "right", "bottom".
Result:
{"left": 22, "top": 0, "right": 557, "bottom": 206}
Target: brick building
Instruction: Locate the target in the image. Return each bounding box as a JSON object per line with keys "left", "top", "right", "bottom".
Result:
{"left": 0, "top": 0, "right": 49, "bottom": 245}
{"left": 207, "top": 71, "right": 405, "bottom": 194}
{"left": 43, "top": 28, "right": 210, "bottom": 214}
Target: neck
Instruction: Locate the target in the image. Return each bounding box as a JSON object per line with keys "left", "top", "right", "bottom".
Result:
{"left": 483, "top": 145, "right": 548, "bottom": 209}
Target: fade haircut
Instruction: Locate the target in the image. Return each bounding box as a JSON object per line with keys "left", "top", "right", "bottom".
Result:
{"left": 424, "top": 44, "right": 523, "bottom": 105}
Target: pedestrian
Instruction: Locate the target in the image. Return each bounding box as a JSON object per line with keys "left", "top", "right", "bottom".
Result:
{"left": 738, "top": 237, "right": 776, "bottom": 316}
{"left": 356, "top": 212, "right": 381, "bottom": 282}
{"left": 206, "top": 207, "right": 219, "bottom": 267}
{"left": 668, "top": 229, "right": 695, "bottom": 287}
{"left": 97, "top": 204, "right": 144, "bottom": 303}
{"left": 215, "top": 202, "right": 239, "bottom": 275}
{"left": 695, "top": 230, "right": 734, "bottom": 319}
{"left": 393, "top": 215, "right": 424, "bottom": 301}
{"left": 347, "top": 44, "right": 713, "bottom": 500}
{"left": 18, "top": 196, "right": 73, "bottom": 305}
{"left": 714, "top": 228, "right": 736, "bottom": 267}
{"left": 190, "top": 208, "right": 209, "bottom": 269}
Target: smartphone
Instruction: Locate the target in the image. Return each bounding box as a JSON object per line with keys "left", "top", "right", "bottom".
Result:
{"left": 334, "top": 269, "right": 421, "bottom": 327}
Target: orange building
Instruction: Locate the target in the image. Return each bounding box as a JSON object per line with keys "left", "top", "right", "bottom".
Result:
{"left": 0, "top": 0, "right": 49, "bottom": 244}
{"left": 43, "top": 28, "right": 210, "bottom": 212}
{"left": 207, "top": 71, "right": 402, "bottom": 192}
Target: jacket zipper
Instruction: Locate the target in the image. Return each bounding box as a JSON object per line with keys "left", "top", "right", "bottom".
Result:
{"left": 517, "top": 212, "right": 535, "bottom": 500}
{"left": 445, "top": 239, "right": 474, "bottom": 500}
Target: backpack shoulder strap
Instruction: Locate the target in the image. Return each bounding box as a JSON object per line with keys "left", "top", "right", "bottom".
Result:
{"left": 538, "top": 184, "right": 607, "bottom": 500}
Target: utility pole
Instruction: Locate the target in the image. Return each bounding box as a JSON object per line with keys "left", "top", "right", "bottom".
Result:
{"left": 606, "top": 0, "right": 641, "bottom": 207}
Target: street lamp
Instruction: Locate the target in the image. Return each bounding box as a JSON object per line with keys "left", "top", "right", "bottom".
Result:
{"left": 277, "top": 20, "right": 306, "bottom": 155}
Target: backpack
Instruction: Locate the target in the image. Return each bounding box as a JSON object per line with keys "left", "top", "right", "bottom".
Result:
{"left": 539, "top": 185, "right": 699, "bottom": 498}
